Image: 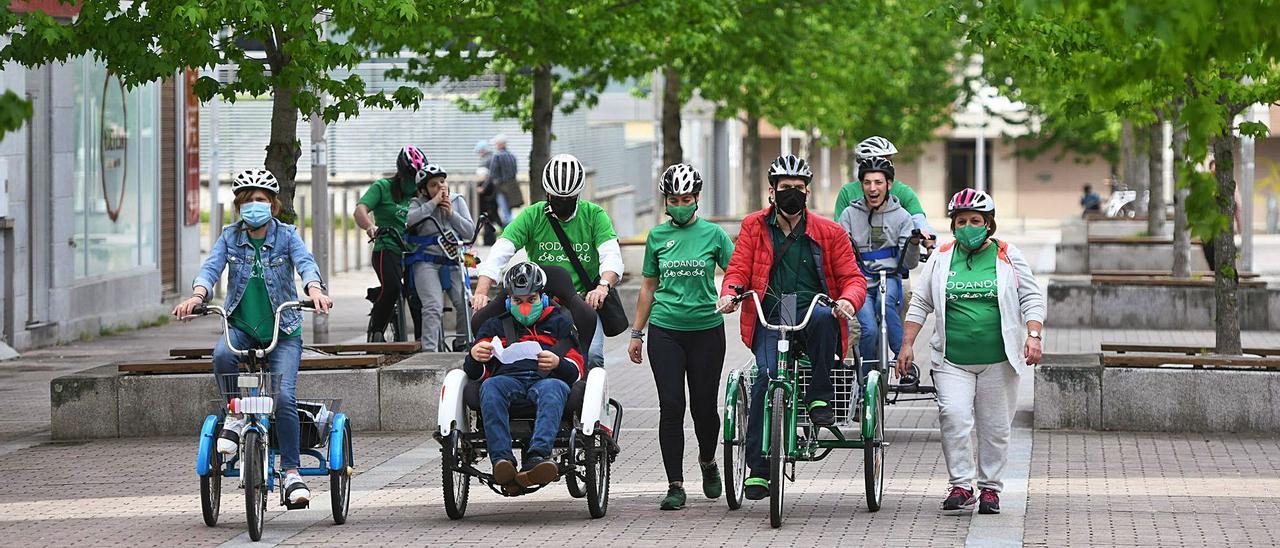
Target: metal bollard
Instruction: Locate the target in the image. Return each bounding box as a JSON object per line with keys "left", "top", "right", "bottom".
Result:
{"left": 329, "top": 193, "right": 337, "bottom": 274}
{"left": 343, "top": 190, "right": 351, "bottom": 273}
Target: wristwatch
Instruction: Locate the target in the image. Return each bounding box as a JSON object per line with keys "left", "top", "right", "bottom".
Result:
{"left": 1028, "top": 329, "right": 1042, "bottom": 339}
{"left": 598, "top": 279, "right": 613, "bottom": 289}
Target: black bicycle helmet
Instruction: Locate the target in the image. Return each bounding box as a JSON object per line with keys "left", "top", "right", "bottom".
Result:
{"left": 857, "top": 157, "right": 895, "bottom": 182}
{"left": 768, "top": 154, "right": 812, "bottom": 185}
{"left": 503, "top": 262, "right": 547, "bottom": 297}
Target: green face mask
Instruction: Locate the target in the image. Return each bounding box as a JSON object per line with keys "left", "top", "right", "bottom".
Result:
{"left": 954, "top": 224, "right": 989, "bottom": 251}
{"left": 666, "top": 203, "right": 697, "bottom": 225}
{"left": 508, "top": 297, "right": 545, "bottom": 326}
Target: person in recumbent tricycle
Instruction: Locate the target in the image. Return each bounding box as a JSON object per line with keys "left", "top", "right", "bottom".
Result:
{"left": 465, "top": 262, "right": 586, "bottom": 489}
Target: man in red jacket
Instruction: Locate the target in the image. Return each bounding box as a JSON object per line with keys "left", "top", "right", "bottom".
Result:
{"left": 718, "top": 154, "right": 866, "bottom": 501}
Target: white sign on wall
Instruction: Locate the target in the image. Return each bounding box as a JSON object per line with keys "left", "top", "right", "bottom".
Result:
{"left": 0, "top": 158, "right": 9, "bottom": 219}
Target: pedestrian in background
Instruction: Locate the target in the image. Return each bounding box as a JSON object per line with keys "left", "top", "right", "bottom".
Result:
{"left": 490, "top": 134, "right": 522, "bottom": 224}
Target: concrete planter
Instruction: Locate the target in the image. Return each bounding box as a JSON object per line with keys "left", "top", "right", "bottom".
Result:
{"left": 1048, "top": 278, "right": 1278, "bottom": 330}
{"left": 51, "top": 352, "right": 460, "bottom": 439}
{"left": 1034, "top": 354, "right": 1280, "bottom": 433}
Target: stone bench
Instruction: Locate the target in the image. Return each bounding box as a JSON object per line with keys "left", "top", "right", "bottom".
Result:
{"left": 1034, "top": 352, "right": 1280, "bottom": 432}
{"left": 51, "top": 352, "right": 462, "bottom": 440}
{"left": 1047, "top": 277, "right": 1279, "bottom": 330}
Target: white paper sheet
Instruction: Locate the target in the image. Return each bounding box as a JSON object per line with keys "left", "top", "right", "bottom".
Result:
{"left": 491, "top": 338, "right": 544, "bottom": 364}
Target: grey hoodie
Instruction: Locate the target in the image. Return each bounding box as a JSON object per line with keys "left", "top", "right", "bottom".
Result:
{"left": 406, "top": 194, "right": 475, "bottom": 256}
{"left": 838, "top": 195, "right": 919, "bottom": 284}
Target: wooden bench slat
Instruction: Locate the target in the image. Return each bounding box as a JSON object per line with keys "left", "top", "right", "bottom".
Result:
{"left": 169, "top": 342, "right": 420, "bottom": 359}
{"left": 121, "top": 355, "right": 383, "bottom": 374}
{"left": 1102, "top": 352, "right": 1280, "bottom": 369}
{"left": 1102, "top": 343, "right": 1280, "bottom": 357}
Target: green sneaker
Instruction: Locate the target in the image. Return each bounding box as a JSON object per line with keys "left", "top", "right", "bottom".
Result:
{"left": 700, "top": 461, "right": 723, "bottom": 499}
{"left": 660, "top": 484, "right": 686, "bottom": 510}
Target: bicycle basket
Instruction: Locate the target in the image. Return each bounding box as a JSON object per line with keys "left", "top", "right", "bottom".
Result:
{"left": 217, "top": 371, "right": 282, "bottom": 414}
{"left": 796, "top": 357, "right": 860, "bottom": 427}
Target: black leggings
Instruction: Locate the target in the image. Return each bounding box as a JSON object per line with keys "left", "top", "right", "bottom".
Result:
{"left": 370, "top": 250, "right": 404, "bottom": 333}
{"left": 648, "top": 323, "right": 727, "bottom": 484}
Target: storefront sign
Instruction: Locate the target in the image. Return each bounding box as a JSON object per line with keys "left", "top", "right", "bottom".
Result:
{"left": 184, "top": 69, "right": 200, "bottom": 226}
{"left": 100, "top": 71, "right": 127, "bottom": 222}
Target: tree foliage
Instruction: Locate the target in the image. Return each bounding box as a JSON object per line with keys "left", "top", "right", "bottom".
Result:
{"left": 0, "top": 0, "right": 456, "bottom": 220}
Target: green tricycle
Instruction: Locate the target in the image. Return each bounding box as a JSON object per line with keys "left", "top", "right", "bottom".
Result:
{"left": 720, "top": 276, "right": 934, "bottom": 528}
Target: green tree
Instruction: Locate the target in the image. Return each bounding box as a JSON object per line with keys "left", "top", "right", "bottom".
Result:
{"left": 0, "top": 91, "right": 32, "bottom": 138}
{"left": 0, "top": 1, "right": 454, "bottom": 221}
{"left": 395, "top": 1, "right": 684, "bottom": 204}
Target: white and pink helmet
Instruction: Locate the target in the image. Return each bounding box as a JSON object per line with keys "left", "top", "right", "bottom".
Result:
{"left": 947, "top": 188, "right": 995, "bottom": 216}
{"left": 397, "top": 145, "right": 427, "bottom": 175}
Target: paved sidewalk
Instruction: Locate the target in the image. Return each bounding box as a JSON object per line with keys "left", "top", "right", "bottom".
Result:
{"left": 1, "top": 270, "right": 1279, "bottom": 546}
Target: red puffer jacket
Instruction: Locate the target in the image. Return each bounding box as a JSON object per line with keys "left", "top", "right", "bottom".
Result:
{"left": 721, "top": 206, "right": 867, "bottom": 352}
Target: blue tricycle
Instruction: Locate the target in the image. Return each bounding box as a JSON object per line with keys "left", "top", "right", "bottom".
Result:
{"left": 190, "top": 300, "right": 354, "bottom": 541}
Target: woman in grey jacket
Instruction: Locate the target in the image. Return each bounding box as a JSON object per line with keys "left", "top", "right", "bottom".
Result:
{"left": 406, "top": 164, "right": 476, "bottom": 352}
{"left": 896, "top": 188, "right": 1045, "bottom": 517}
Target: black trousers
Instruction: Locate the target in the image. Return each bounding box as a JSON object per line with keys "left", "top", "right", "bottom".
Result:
{"left": 648, "top": 324, "right": 727, "bottom": 484}
{"left": 370, "top": 250, "right": 403, "bottom": 333}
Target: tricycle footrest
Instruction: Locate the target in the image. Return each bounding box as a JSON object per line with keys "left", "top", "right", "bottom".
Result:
{"left": 282, "top": 500, "right": 310, "bottom": 510}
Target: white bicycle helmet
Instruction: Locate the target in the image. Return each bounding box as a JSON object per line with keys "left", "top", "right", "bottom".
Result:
{"left": 947, "top": 188, "right": 996, "bottom": 216}
{"left": 415, "top": 163, "right": 447, "bottom": 185}
{"left": 659, "top": 163, "right": 704, "bottom": 195}
{"left": 231, "top": 168, "right": 280, "bottom": 195}
{"left": 542, "top": 154, "right": 586, "bottom": 197}
{"left": 855, "top": 136, "right": 898, "bottom": 160}
{"left": 767, "top": 154, "right": 813, "bottom": 185}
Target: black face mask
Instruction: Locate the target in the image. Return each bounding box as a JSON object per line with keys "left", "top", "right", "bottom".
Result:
{"left": 548, "top": 197, "right": 578, "bottom": 219}
{"left": 774, "top": 187, "right": 808, "bottom": 216}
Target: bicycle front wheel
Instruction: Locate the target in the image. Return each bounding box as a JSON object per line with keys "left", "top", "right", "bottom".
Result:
{"left": 768, "top": 387, "right": 787, "bottom": 529}
{"left": 242, "top": 430, "right": 268, "bottom": 541}
{"left": 863, "top": 372, "right": 885, "bottom": 512}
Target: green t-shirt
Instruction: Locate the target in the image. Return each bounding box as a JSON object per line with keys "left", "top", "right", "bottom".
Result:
{"left": 642, "top": 217, "right": 734, "bottom": 331}
{"left": 763, "top": 213, "right": 824, "bottom": 324}
{"left": 501, "top": 201, "right": 619, "bottom": 293}
{"left": 834, "top": 180, "right": 925, "bottom": 219}
{"left": 943, "top": 244, "right": 1005, "bottom": 365}
{"left": 358, "top": 178, "right": 410, "bottom": 253}
{"left": 229, "top": 237, "right": 302, "bottom": 344}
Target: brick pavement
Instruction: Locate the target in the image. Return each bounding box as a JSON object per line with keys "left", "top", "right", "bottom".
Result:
{"left": 2, "top": 268, "right": 1279, "bottom": 545}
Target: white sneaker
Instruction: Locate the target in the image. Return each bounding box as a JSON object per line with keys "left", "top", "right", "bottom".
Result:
{"left": 216, "top": 416, "right": 245, "bottom": 456}
{"left": 284, "top": 473, "right": 311, "bottom": 505}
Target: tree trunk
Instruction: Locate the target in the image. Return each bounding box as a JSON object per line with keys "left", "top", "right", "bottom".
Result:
{"left": 660, "top": 66, "right": 683, "bottom": 169}
{"left": 1147, "top": 118, "right": 1166, "bottom": 236}
{"left": 745, "top": 114, "right": 762, "bottom": 212}
{"left": 1171, "top": 123, "right": 1191, "bottom": 279}
{"left": 265, "top": 83, "right": 302, "bottom": 223}
{"left": 1210, "top": 132, "right": 1242, "bottom": 355}
{"left": 1133, "top": 124, "right": 1151, "bottom": 218}
{"left": 1121, "top": 119, "right": 1135, "bottom": 192}
{"left": 528, "top": 64, "right": 553, "bottom": 204}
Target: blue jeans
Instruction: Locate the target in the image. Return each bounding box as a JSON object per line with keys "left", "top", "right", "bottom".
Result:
{"left": 212, "top": 327, "right": 304, "bottom": 470}
{"left": 480, "top": 372, "right": 570, "bottom": 464}
{"left": 745, "top": 308, "right": 840, "bottom": 477}
{"left": 856, "top": 277, "right": 903, "bottom": 376}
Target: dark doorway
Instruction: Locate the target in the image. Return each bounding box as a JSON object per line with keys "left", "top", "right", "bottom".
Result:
{"left": 945, "top": 139, "right": 992, "bottom": 207}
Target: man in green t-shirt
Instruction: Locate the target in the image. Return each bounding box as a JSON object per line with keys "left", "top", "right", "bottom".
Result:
{"left": 472, "top": 153, "right": 624, "bottom": 368}
{"left": 834, "top": 136, "right": 937, "bottom": 241}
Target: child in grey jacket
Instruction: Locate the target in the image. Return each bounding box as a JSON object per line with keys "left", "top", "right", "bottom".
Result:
{"left": 838, "top": 157, "right": 921, "bottom": 369}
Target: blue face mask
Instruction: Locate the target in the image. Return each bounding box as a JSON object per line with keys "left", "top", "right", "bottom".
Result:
{"left": 241, "top": 202, "right": 272, "bottom": 228}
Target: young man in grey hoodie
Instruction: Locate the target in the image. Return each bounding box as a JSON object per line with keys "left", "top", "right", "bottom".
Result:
{"left": 838, "top": 157, "right": 921, "bottom": 371}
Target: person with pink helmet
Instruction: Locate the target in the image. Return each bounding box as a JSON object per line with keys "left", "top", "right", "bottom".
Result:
{"left": 897, "top": 188, "right": 1045, "bottom": 516}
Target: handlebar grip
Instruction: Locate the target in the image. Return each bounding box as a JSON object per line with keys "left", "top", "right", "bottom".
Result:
{"left": 191, "top": 304, "right": 208, "bottom": 316}
{"left": 730, "top": 284, "right": 746, "bottom": 295}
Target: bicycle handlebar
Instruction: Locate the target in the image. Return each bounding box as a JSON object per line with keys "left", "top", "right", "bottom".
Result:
{"left": 716, "top": 288, "right": 852, "bottom": 331}
{"left": 187, "top": 300, "right": 320, "bottom": 358}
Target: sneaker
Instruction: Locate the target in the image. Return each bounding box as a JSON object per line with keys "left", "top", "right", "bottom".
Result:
{"left": 978, "top": 488, "right": 1001, "bottom": 514}
{"left": 744, "top": 477, "right": 769, "bottom": 501}
{"left": 700, "top": 461, "right": 723, "bottom": 499}
{"left": 492, "top": 459, "right": 517, "bottom": 487}
{"left": 216, "top": 416, "right": 244, "bottom": 456}
{"left": 367, "top": 330, "right": 386, "bottom": 343}
{"left": 660, "top": 484, "right": 686, "bottom": 510}
{"left": 284, "top": 473, "right": 310, "bottom": 505}
{"left": 516, "top": 454, "right": 558, "bottom": 487}
{"left": 941, "top": 486, "right": 977, "bottom": 515}
{"left": 808, "top": 401, "right": 836, "bottom": 426}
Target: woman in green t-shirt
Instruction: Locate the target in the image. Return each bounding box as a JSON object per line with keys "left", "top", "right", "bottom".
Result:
{"left": 628, "top": 164, "right": 735, "bottom": 511}
{"left": 354, "top": 145, "right": 425, "bottom": 342}
{"left": 897, "top": 189, "right": 1046, "bottom": 517}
